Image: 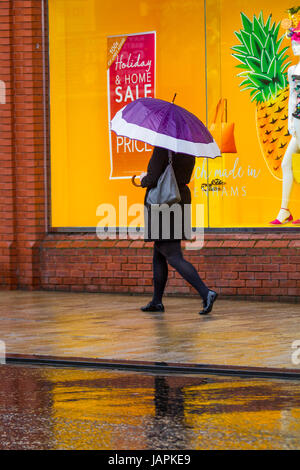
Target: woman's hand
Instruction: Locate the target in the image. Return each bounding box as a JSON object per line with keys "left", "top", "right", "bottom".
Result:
{"left": 139, "top": 172, "right": 147, "bottom": 181}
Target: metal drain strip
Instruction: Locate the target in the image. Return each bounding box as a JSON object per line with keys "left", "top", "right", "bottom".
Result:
{"left": 5, "top": 353, "right": 300, "bottom": 380}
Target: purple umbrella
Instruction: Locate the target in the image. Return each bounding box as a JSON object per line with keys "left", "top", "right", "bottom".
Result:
{"left": 110, "top": 97, "right": 220, "bottom": 158}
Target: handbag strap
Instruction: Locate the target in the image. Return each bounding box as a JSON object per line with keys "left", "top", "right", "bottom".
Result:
{"left": 168, "top": 149, "right": 173, "bottom": 164}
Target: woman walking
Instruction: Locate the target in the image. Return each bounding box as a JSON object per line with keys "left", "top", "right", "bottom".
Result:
{"left": 139, "top": 146, "right": 218, "bottom": 315}
{"left": 110, "top": 96, "right": 220, "bottom": 313}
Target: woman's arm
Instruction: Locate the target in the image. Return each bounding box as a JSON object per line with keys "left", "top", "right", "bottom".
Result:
{"left": 140, "top": 147, "right": 169, "bottom": 189}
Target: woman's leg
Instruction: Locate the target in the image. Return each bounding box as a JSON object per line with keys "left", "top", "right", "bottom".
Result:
{"left": 152, "top": 242, "right": 168, "bottom": 304}
{"left": 156, "top": 240, "right": 209, "bottom": 300}
{"left": 275, "top": 136, "right": 299, "bottom": 222}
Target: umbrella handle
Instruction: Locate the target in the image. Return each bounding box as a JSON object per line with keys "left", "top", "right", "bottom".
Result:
{"left": 131, "top": 175, "right": 142, "bottom": 187}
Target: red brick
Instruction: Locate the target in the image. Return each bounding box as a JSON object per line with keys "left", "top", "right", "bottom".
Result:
{"left": 123, "top": 264, "right": 137, "bottom": 271}
{"left": 229, "top": 280, "right": 245, "bottom": 287}
{"left": 262, "top": 264, "right": 279, "bottom": 272}
{"left": 237, "top": 241, "right": 256, "bottom": 247}
{"left": 289, "top": 241, "right": 300, "bottom": 247}
{"left": 115, "top": 241, "right": 131, "bottom": 247}
{"left": 107, "top": 278, "right": 121, "bottom": 286}
{"left": 255, "top": 256, "right": 271, "bottom": 264}
{"left": 107, "top": 263, "right": 121, "bottom": 270}
{"left": 288, "top": 288, "right": 300, "bottom": 295}
{"left": 237, "top": 288, "right": 254, "bottom": 295}
{"left": 97, "top": 255, "right": 113, "bottom": 263}
{"left": 222, "top": 272, "right": 238, "bottom": 280}
{"left": 270, "top": 241, "right": 289, "bottom": 248}
{"left": 288, "top": 272, "right": 300, "bottom": 280}
{"left": 262, "top": 280, "right": 279, "bottom": 288}
{"left": 239, "top": 272, "right": 255, "bottom": 280}
{"left": 130, "top": 286, "right": 145, "bottom": 293}
{"left": 220, "top": 288, "right": 237, "bottom": 295}
{"left": 129, "top": 271, "right": 143, "bottom": 278}
{"left": 139, "top": 279, "right": 152, "bottom": 286}
{"left": 279, "top": 280, "right": 297, "bottom": 288}
{"left": 271, "top": 272, "right": 288, "bottom": 280}
{"left": 136, "top": 263, "right": 152, "bottom": 271}
{"left": 122, "top": 279, "right": 137, "bottom": 286}
{"left": 281, "top": 264, "right": 297, "bottom": 272}
{"left": 113, "top": 256, "right": 128, "bottom": 263}
{"left": 129, "top": 241, "right": 145, "bottom": 248}
{"left": 222, "top": 241, "right": 240, "bottom": 248}
{"left": 204, "top": 241, "right": 223, "bottom": 248}
{"left": 99, "top": 241, "right": 116, "bottom": 248}
{"left": 247, "top": 264, "right": 263, "bottom": 272}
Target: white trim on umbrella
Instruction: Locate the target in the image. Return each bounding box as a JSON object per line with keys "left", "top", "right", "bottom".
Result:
{"left": 111, "top": 108, "right": 221, "bottom": 158}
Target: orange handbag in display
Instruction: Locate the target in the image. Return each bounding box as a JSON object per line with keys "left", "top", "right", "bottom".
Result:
{"left": 209, "top": 98, "right": 237, "bottom": 153}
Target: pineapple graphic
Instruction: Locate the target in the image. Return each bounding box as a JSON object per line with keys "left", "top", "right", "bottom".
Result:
{"left": 232, "top": 12, "right": 292, "bottom": 180}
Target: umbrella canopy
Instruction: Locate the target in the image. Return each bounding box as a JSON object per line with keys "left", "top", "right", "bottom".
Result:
{"left": 110, "top": 97, "right": 221, "bottom": 158}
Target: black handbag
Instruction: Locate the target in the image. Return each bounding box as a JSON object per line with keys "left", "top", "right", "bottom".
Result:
{"left": 146, "top": 150, "right": 181, "bottom": 205}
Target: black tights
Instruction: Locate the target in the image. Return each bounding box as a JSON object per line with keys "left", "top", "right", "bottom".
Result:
{"left": 152, "top": 240, "right": 209, "bottom": 304}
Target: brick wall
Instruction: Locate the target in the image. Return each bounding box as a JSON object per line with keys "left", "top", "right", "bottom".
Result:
{"left": 39, "top": 233, "right": 300, "bottom": 302}
{"left": 1, "top": 1, "right": 300, "bottom": 302}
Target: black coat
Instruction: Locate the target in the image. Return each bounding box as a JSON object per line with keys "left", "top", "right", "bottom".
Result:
{"left": 141, "top": 147, "right": 195, "bottom": 241}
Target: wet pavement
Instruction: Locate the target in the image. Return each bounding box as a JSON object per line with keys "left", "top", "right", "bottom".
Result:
{"left": 0, "top": 291, "right": 299, "bottom": 369}
{"left": 0, "top": 364, "right": 299, "bottom": 450}
{"left": 1, "top": 291, "right": 300, "bottom": 450}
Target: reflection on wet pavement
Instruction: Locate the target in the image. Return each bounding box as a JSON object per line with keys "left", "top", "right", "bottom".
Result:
{"left": 0, "top": 364, "right": 299, "bottom": 450}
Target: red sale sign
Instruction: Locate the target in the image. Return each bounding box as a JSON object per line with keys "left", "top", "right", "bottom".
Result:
{"left": 107, "top": 32, "right": 156, "bottom": 179}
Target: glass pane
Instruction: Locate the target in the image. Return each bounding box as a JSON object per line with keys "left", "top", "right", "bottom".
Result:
{"left": 48, "top": 0, "right": 208, "bottom": 229}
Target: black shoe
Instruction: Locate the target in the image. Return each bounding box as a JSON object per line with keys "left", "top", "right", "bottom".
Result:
{"left": 199, "top": 290, "right": 218, "bottom": 315}
{"left": 141, "top": 302, "right": 165, "bottom": 312}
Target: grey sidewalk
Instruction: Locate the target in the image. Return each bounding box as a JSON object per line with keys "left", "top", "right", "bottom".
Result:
{"left": 0, "top": 290, "right": 299, "bottom": 370}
